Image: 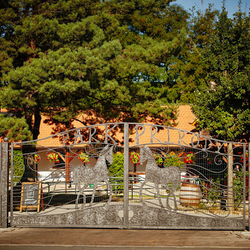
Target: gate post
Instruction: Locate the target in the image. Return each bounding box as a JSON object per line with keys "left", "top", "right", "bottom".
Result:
{"left": 0, "top": 138, "right": 9, "bottom": 228}
{"left": 123, "top": 123, "right": 129, "bottom": 228}
{"left": 227, "top": 142, "right": 234, "bottom": 214}
{"left": 248, "top": 142, "right": 250, "bottom": 231}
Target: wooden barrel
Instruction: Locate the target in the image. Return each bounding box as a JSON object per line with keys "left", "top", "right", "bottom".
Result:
{"left": 180, "top": 183, "right": 201, "bottom": 208}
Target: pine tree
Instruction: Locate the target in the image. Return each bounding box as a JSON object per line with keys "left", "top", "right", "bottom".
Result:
{"left": 0, "top": 0, "right": 189, "bottom": 141}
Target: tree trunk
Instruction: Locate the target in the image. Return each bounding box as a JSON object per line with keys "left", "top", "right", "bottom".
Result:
{"left": 33, "top": 107, "right": 41, "bottom": 141}
{"left": 21, "top": 108, "right": 41, "bottom": 182}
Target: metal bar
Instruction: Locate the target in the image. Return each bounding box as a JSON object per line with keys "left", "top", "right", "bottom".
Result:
{"left": 227, "top": 142, "right": 234, "bottom": 214}
{"left": 243, "top": 144, "right": 246, "bottom": 229}
{"left": 123, "top": 123, "right": 129, "bottom": 228}
{"left": 1, "top": 138, "right": 9, "bottom": 228}
{"left": 65, "top": 151, "right": 70, "bottom": 193}
{"left": 0, "top": 143, "right": 2, "bottom": 227}
{"left": 248, "top": 142, "right": 250, "bottom": 231}
{"left": 131, "top": 180, "right": 134, "bottom": 200}
{"left": 10, "top": 143, "right": 14, "bottom": 226}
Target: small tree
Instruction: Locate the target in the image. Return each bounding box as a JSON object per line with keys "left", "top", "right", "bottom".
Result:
{"left": 109, "top": 152, "right": 124, "bottom": 193}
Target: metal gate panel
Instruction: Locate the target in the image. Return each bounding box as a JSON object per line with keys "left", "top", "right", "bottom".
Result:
{"left": 126, "top": 124, "right": 246, "bottom": 230}
{"left": 9, "top": 123, "right": 127, "bottom": 228}
{"left": 7, "top": 123, "right": 249, "bottom": 230}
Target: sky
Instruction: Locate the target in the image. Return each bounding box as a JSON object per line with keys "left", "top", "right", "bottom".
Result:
{"left": 174, "top": 0, "right": 250, "bottom": 18}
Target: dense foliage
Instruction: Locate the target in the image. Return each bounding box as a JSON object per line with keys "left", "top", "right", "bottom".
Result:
{"left": 0, "top": 114, "right": 32, "bottom": 141}
{"left": 191, "top": 2, "right": 250, "bottom": 141}
{"left": 0, "top": 0, "right": 249, "bottom": 142}
{"left": 0, "top": 0, "right": 189, "bottom": 141}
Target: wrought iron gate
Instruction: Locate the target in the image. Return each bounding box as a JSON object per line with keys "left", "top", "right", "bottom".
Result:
{"left": 4, "top": 123, "right": 250, "bottom": 230}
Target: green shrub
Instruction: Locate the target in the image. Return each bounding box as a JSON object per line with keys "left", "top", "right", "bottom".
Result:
{"left": 202, "top": 178, "right": 221, "bottom": 207}
{"left": 9, "top": 150, "right": 25, "bottom": 186}
{"left": 164, "top": 151, "right": 184, "bottom": 168}
{"left": 109, "top": 152, "right": 124, "bottom": 193}
{"left": 233, "top": 170, "right": 248, "bottom": 210}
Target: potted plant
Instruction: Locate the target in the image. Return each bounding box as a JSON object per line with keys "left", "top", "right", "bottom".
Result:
{"left": 184, "top": 152, "right": 195, "bottom": 164}
{"left": 77, "top": 152, "right": 90, "bottom": 164}
{"left": 129, "top": 151, "right": 140, "bottom": 165}
{"left": 46, "top": 152, "right": 60, "bottom": 163}
{"left": 130, "top": 151, "right": 140, "bottom": 173}
{"left": 153, "top": 153, "right": 164, "bottom": 166}
{"left": 34, "top": 154, "right": 41, "bottom": 164}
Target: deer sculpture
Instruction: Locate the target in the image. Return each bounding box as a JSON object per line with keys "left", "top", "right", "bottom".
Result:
{"left": 139, "top": 146, "right": 181, "bottom": 210}
{"left": 72, "top": 145, "right": 113, "bottom": 209}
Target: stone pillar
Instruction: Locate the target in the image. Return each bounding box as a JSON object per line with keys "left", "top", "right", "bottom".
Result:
{"left": 1, "top": 138, "right": 9, "bottom": 228}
